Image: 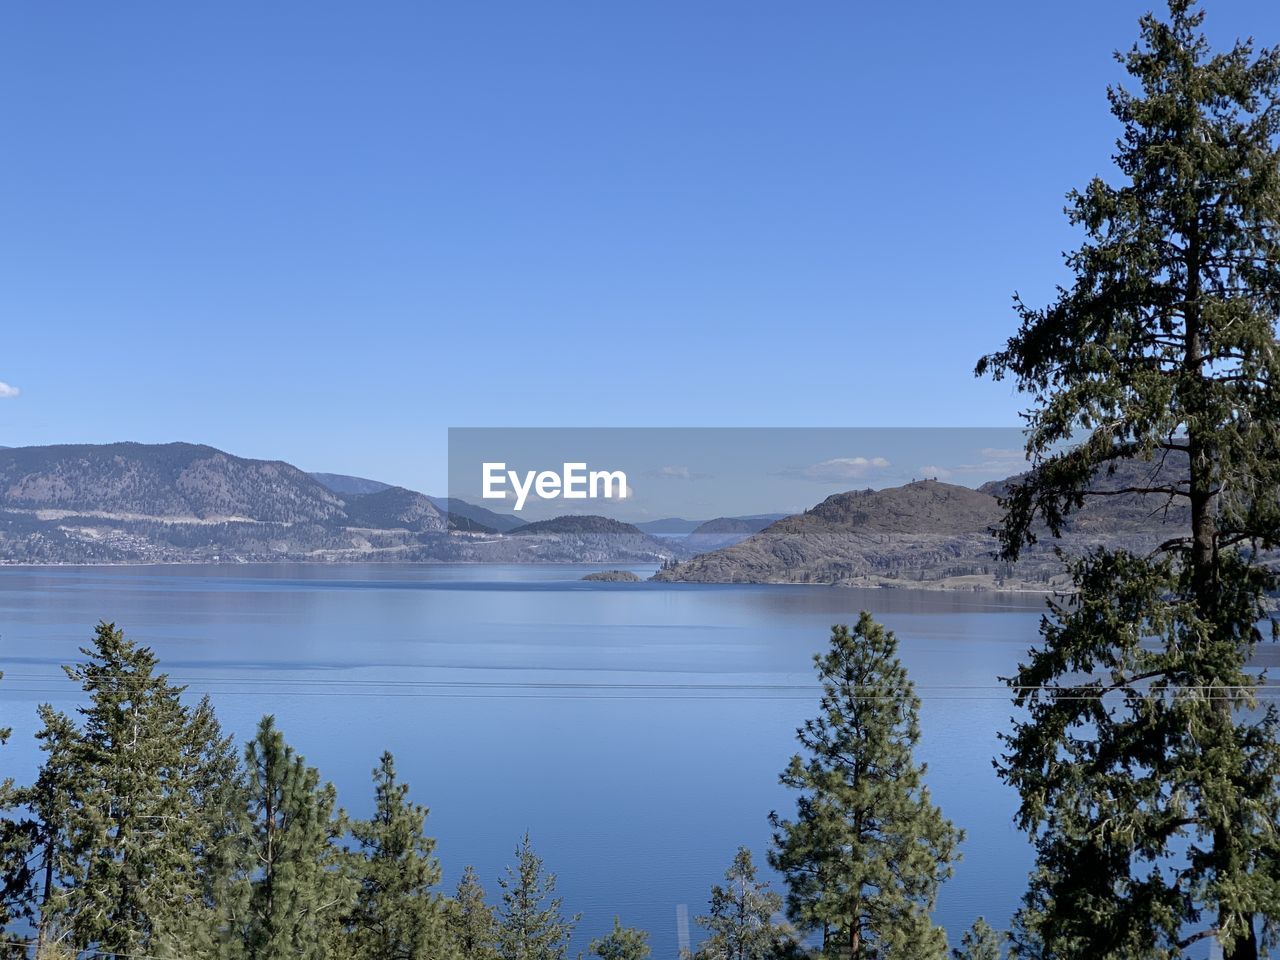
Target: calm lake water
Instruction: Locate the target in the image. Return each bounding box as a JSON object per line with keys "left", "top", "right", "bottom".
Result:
{"left": 0, "top": 564, "right": 1049, "bottom": 957}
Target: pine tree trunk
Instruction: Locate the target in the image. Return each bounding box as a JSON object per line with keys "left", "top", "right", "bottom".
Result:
{"left": 35, "top": 836, "right": 55, "bottom": 956}
{"left": 1187, "top": 225, "right": 1256, "bottom": 960}
{"left": 1222, "top": 917, "right": 1259, "bottom": 960}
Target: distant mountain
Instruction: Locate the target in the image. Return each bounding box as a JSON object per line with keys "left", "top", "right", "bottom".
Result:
{"left": 309, "top": 471, "right": 521, "bottom": 532}
{"left": 683, "top": 514, "right": 784, "bottom": 552}
{"left": 340, "top": 487, "right": 447, "bottom": 533}
{"left": 0, "top": 443, "right": 675, "bottom": 564}
{"left": 427, "top": 497, "right": 524, "bottom": 533}
{"left": 496, "top": 515, "right": 677, "bottom": 563}
{"left": 310, "top": 472, "right": 392, "bottom": 496}
{"left": 690, "top": 516, "right": 778, "bottom": 534}
{"left": 977, "top": 453, "right": 1193, "bottom": 536}
{"left": 634, "top": 518, "right": 702, "bottom": 535}
{"left": 510, "top": 515, "right": 643, "bottom": 536}
{"left": 1, "top": 442, "right": 346, "bottom": 522}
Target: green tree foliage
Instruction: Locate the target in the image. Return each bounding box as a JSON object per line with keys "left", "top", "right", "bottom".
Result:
{"left": 589, "top": 917, "right": 650, "bottom": 960}
{"left": 344, "top": 751, "right": 454, "bottom": 960}
{"left": 0, "top": 671, "right": 36, "bottom": 947}
{"left": 161, "top": 696, "right": 246, "bottom": 959}
{"left": 30, "top": 940, "right": 77, "bottom": 960}
{"left": 975, "top": 2, "right": 1280, "bottom": 957}
{"left": 234, "top": 715, "right": 352, "bottom": 960}
{"left": 496, "top": 833, "right": 579, "bottom": 960}
{"left": 769, "top": 615, "right": 961, "bottom": 959}
{"left": 30, "top": 622, "right": 237, "bottom": 958}
{"left": 0, "top": 627, "right": 689, "bottom": 960}
{"left": 952, "top": 918, "right": 1002, "bottom": 960}
{"left": 690, "top": 847, "right": 793, "bottom": 960}
{"left": 25, "top": 705, "right": 79, "bottom": 956}
{"left": 450, "top": 865, "right": 499, "bottom": 960}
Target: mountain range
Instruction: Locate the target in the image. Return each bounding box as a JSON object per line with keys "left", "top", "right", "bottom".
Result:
{"left": 0, "top": 441, "right": 1204, "bottom": 588}
{"left": 0, "top": 443, "right": 678, "bottom": 564}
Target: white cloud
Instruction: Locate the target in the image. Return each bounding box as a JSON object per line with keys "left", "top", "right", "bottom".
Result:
{"left": 0, "top": 381, "right": 18, "bottom": 399}
{"left": 786, "top": 456, "right": 891, "bottom": 483}
{"left": 918, "top": 465, "right": 953, "bottom": 479}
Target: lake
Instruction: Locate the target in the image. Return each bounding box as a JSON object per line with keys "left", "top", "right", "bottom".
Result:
{"left": 0, "top": 564, "right": 1048, "bottom": 957}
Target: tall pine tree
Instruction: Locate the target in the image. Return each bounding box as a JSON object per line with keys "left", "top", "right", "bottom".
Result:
{"left": 769, "top": 615, "right": 961, "bottom": 959}
{"left": 26, "top": 705, "right": 80, "bottom": 956}
{"left": 34, "top": 622, "right": 217, "bottom": 957}
{"left": 344, "top": 751, "right": 454, "bottom": 960}
{"left": 156, "top": 696, "right": 247, "bottom": 959}
{"left": 233, "top": 715, "right": 352, "bottom": 960}
{"left": 976, "top": 2, "right": 1280, "bottom": 957}
{"left": 0, "top": 671, "right": 35, "bottom": 949}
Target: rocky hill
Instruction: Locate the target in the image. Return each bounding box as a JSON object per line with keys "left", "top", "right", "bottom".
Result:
{"left": 653, "top": 475, "right": 1189, "bottom": 590}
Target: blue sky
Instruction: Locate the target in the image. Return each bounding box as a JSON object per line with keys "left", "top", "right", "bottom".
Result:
{"left": 2, "top": 1, "right": 1278, "bottom": 493}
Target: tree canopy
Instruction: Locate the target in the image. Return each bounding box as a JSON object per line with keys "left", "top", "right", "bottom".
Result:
{"left": 977, "top": 2, "right": 1280, "bottom": 957}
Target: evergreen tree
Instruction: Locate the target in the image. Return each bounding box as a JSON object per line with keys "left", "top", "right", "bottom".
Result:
{"left": 156, "top": 697, "right": 247, "bottom": 959}
{"left": 590, "top": 917, "right": 650, "bottom": 960}
{"left": 0, "top": 671, "right": 36, "bottom": 948}
{"left": 952, "top": 919, "right": 1002, "bottom": 960}
{"left": 345, "top": 751, "right": 454, "bottom": 960}
{"left": 691, "top": 848, "right": 793, "bottom": 960}
{"left": 450, "top": 865, "right": 499, "bottom": 960}
{"left": 235, "top": 714, "right": 352, "bottom": 960}
{"left": 975, "top": 2, "right": 1280, "bottom": 957}
{"left": 26, "top": 705, "right": 82, "bottom": 957}
{"left": 769, "top": 615, "right": 961, "bottom": 959}
{"left": 34, "top": 622, "right": 215, "bottom": 957}
{"left": 496, "top": 834, "right": 579, "bottom": 960}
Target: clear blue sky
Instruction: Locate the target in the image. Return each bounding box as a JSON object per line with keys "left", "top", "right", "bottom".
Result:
{"left": 2, "top": 1, "right": 1278, "bottom": 492}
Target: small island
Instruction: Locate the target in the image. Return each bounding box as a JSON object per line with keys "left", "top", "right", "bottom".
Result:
{"left": 581, "top": 569, "right": 641, "bottom": 582}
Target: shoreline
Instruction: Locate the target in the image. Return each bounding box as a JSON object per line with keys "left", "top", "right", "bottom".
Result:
{"left": 0, "top": 559, "right": 1061, "bottom": 595}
